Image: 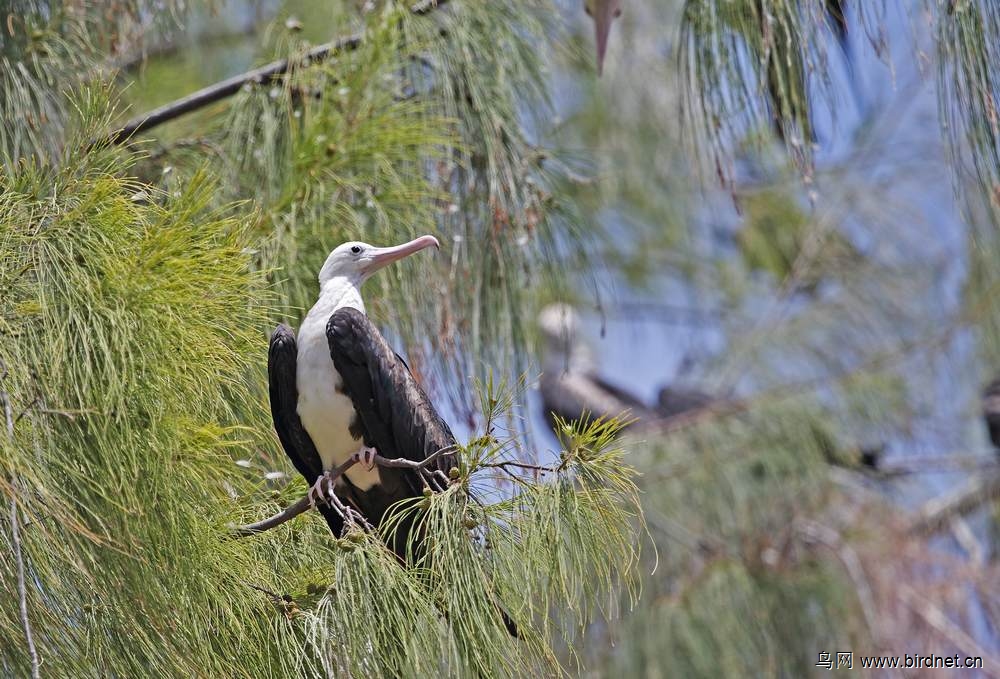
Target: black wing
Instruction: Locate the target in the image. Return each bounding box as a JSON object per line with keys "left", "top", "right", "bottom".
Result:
{"left": 327, "top": 310, "right": 518, "bottom": 635}
{"left": 326, "top": 307, "right": 456, "bottom": 492}
{"left": 655, "top": 385, "right": 714, "bottom": 418}
{"left": 268, "top": 324, "right": 344, "bottom": 537}
{"left": 590, "top": 373, "right": 653, "bottom": 413}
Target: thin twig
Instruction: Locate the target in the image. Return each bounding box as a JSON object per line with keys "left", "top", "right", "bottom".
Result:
{"left": 485, "top": 463, "right": 523, "bottom": 483}
{"left": 2, "top": 362, "right": 41, "bottom": 679}
{"left": 10, "top": 500, "right": 40, "bottom": 679}
{"left": 479, "top": 460, "right": 556, "bottom": 474}
{"left": 899, "top": 585, "right": 1000, "bottom": 678}
{"left": 13, "top": 397, "right": 39, "bottom": 425}
{"left": 371, "top": 445, "right": 456, "bottom": 470}
{"left": 243, "top": 581, "right": 288, "bottom": 603}
{"left": 907, "top": 471, "right": 1000, "bottom": 535}
{"left": 102, "top": 0, "right": 449, "bottom": 146}
{"left": 241, "top": 581, "right": 301, "bottom": 620}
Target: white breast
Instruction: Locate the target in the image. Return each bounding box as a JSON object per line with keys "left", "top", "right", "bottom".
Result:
{"left": 296, "top": 289, "right": 381, "bottom": 490}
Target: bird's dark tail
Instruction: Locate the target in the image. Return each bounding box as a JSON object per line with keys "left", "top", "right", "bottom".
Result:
{"left": 348, "top": 488, "right": 520, "bottom": 637}
{"left": 396, "top": 520, "right": 519, "bottom": 637}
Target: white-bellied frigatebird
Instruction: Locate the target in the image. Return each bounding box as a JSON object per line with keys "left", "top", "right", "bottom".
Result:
{"left": 267, "top": 235, "right": 457, "bottom": 557}
{"left": 269, "top": 235, "right": 519, "bottom": 636}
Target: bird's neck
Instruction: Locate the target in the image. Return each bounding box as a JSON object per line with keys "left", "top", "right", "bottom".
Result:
{"left": 313, "top": 276, "right": 366, "bottom": 317}
{"left": 546, "top": 341, "right": 596, "bottom": 375}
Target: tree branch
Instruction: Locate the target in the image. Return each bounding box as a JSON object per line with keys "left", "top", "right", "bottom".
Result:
{"left": 372, "top": 445, "right": 455, "bottom": 470}
{"left": 103, "top": 0, "right": 449, "bottom": 146}
{"left": 104, "top": 37, "right": 360, "bottom": 146}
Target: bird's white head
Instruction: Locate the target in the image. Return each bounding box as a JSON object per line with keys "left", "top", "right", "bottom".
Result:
{"left": 318, "top": 235, "right": 440, "bottom": 289}
{"left": 539, "top": 303, "right": 597, "bottom": 374}
{"left": 538, "top": 304, "right": 597, "bottom": 373}
{"left": 539, "top": 303, "right": 581, "bottom": 349}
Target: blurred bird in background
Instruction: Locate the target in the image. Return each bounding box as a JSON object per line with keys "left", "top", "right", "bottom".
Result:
{"left": 537, "top": 303, "right": 714, "bottom": 442}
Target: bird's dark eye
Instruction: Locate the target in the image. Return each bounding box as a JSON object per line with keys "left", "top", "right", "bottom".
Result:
{"left": 350, "top": 245, "right": 362, "bottom": 254}
{"left": 614, "top": 8, "right": 622, "bottom": 17}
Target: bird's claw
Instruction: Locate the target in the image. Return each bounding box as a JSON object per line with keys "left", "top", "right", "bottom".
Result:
{"left": 308, "top": 471, "right": 337, "bottom": 510}
{"left": 353, "top": 446, "right": 378, "bottom": 470}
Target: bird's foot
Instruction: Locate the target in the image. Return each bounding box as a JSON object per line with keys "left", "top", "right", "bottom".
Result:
{"left": 306, "top": 471, "right": 375, "bottom": 532}
{"left": 352, "top": 446, "right": 378, "bottom": 470}
{"left": 308, "top": 471, "right": 338, "bottom": 510}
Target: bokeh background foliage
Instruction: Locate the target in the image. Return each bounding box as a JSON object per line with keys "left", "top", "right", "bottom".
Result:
{"left": 0, "top": 149, "right": 289, "bottom": 676}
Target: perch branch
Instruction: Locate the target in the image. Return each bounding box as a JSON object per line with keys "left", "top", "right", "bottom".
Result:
{"left": 231, "top": 445, "right": 457, "bottom": 538}
{"left": 230, "top": 495, "right": 313, "bottom": 537}
{"left": 230, "top": 456, "right": 358, "bottom": 537}
{"left": 102, "top": 0, "right": 449, "bottom": 146}
{"left": 371, "top": 445, "right": 455, "bottom": 469}
{"left": 373, "top": 446, "right": 456, "bottom": 491}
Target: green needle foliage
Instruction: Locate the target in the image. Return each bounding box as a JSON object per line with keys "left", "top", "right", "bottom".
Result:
{"left": 681, "top": 0, "right": 833, "bottom": 172}
{"left": 0, "top": 4, "right": 638, "bottom": 677}
{"left": 0, "top": 145, "right": 285, "bottom": 676}
{"left": 938, "top": 0, "right": 1000, "bottom": 212}
{"left": 0, "top": 0, "right": 185, "bottom": 168}
{"left": 0, "top": 131, "right": 644, "bottom": 676}
{"left": 597, "top": 403, "right": 868, "bottom": 678}
{"left": 943, "top": 0, "right": 1000, "bottom": 371}
{"left": 0, "top": 3, "right": 644, "bottom": 675}
{"left": 681, "top": 0, "right": 1000, "bottom": 197}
